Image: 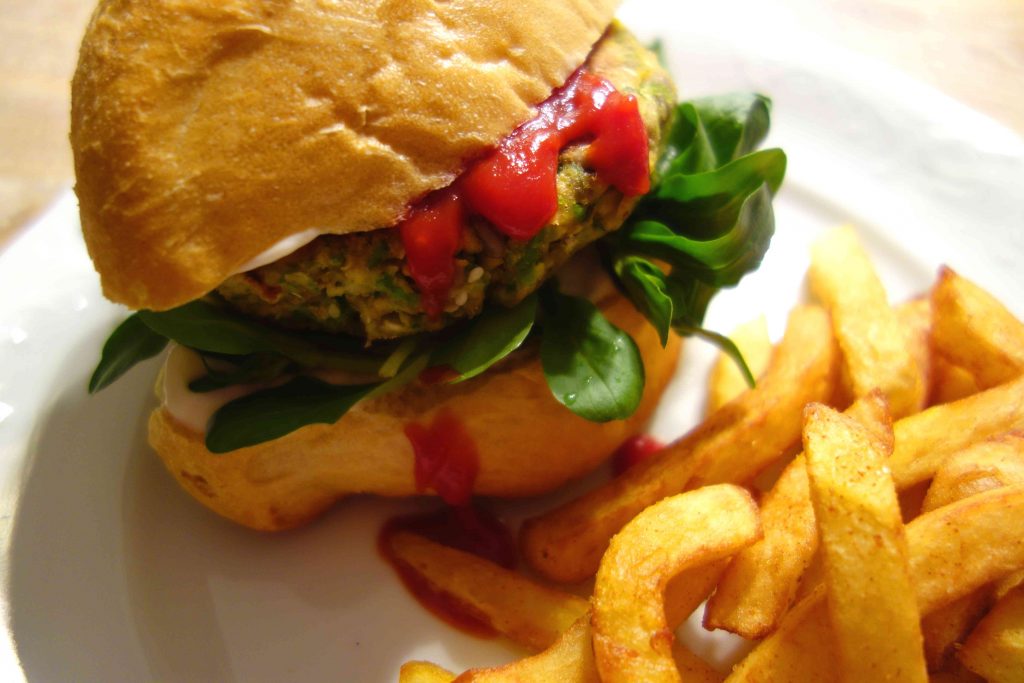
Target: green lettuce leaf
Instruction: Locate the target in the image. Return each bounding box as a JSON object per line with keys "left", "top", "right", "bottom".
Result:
{"left": 539, "top": 287, "right": 644, "bottom": 422}
{"left": 188, "top": 353, "right": 293, "bottom": 393}
{"left": 138, "top": 300, "right": 384, "bottom": 374}
{"left": 658, "top": 93, "right": 773, "bottom": 177}
{"left": 606, "top": 92, "right": 786, "bottom": 385}
{"left": 205, "top": 349, "right": 431, "bottom": 452}
{"left": 88, "top": 313, "right": 168, "bottom": 393}
{"left": 613, "top": 256, "right": 675, "bottom": 346}
{"left": 205, "top": 376, "right": 377, "bottom": 453}
{"left": 614, "top": 177, "right": 778, "bottom": 287}
{"left": 430, "top": 293, "right": 537, "bottom": 383}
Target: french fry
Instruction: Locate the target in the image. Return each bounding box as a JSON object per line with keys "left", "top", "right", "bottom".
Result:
{"left": 931, "top": 266, "right": 1024, "bottom": 390}
{"left": 928, "top": 663, "right": 986, "bottom": 683}
{"left": 898, "top": 297, "right": 935, "bottom": 403}
{"left": 809, "top": 225, "right": 926, "bottom": 416}
{"left": 688, "top": 318, "right": 844, "bottom": 488}
{"left": 958, "top": 585, "right": 1024, "bottom": 682}
{"left": 792, "top": 550, "right": 826, "bottom": 604}
{"left": 706, "top": 315, "right": 772, "bottom": 415}
{"left": 704, "top": 458, "right": 814, "bottom": 635}
{"left": 932, "top": 569, "right": 1024, "bottom": 671}
{"left": 385, "top": 532, "right": 588, "bottom": 651}
{"left": 454, "top": 615, "right": 598, "bottom": 683}
{"left": 927, "top": 673, "right": 964, "bottom": 683}
{"left": 803, "top": 404, "right": 926, "bottom": 682}
{"left": 664, "top": 559, "right": 730, "bottom": 628}
{"left": 922, "top": 591, "right": 995, "bottom": 672}
{"left": 919, "top": 433, "right": 1024, "bottom": 669}
{"left": 704, "top": 391, "right": 892, "bottom": 638}
{"left": 890, "top": 376, "right": 1024, "bottom": 489}
{"left": 921, "top": 432, "right": 1024, "bottom": 512}
{"left": 944, "top": 575, "right": 1024, "bottom": 677}
{"left": 723, "top": 585, "right": 839, "bottom": 683}
{"left": 930, "top": 357, "right": 981, "bottom": 406}
{"left": 591, "top": 485, "right": 761, "bottom": 683}
{"left": 909, "top": 485, "right": 1024, "bottom": 615}
{"left": 455, "top": 612, "right": 720, "bottom": 683}
{"left": 671, "top": 642, "right": 724, "bottom": 683}
{"left": 899, "top": 479, "right": 931, "bottom": 522}
{"left": 400, "top": 662, "right": 456, "bottom": 683}
{"left": 521, "top": 305, "right": 837, "bottom": 583}
{"left": 996, "top": 570, "right": 1024, "bottom": 600}
{"left": 726, "top": 485, "right": 1024, "bottom": 682}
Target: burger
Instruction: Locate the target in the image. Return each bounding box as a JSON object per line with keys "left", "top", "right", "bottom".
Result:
{"left": 73, "top": 0, "right": 784, "bottom": 530}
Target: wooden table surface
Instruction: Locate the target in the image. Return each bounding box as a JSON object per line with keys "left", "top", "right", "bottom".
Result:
{"left": 1, "top": 0, "right": 1022, "bottom": 248}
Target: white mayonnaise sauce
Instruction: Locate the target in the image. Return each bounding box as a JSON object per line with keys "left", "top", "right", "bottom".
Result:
{"left": 232, "top": 228, "right": 323, "bottom": 274}
{"left": 162, "top": 345, "right": 255, "bottom": 433}
{"left": 161, "top": 345, "right": 374, "bottom": 434}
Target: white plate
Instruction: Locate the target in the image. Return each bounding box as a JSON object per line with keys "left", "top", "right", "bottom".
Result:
{"left": 2, "top": 1, "right": 1023, "bottom": 680}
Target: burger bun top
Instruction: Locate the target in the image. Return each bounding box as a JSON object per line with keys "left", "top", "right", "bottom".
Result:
{"left": 71, "top": 0, "right": 620, "bottom": 310}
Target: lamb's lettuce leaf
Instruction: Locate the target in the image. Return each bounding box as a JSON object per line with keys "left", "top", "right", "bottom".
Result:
{"left": 430, "top": 293, "right": 537, "bottom": 383}
{"left": 138, "top": 300, "right": 383, "bottom": 373}
{"left": 539, "top": 287, "right": 643, "bottom": 422}
{"left": 205, "top": 376, "right": 376, "bottom": 453}
{"left": 204, "top": 351, "right": 429, "bottom": 452}
{"left": 604, "top": 93, "right": 785, "bottom": 389}
{"left": 88, "top": 313, "right": 168, "bottom": 393}
{"left": 188, "top": 353, "right": 293, "bottom": 393}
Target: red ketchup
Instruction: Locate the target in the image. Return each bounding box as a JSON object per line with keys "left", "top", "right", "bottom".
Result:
{"left": 399, "top": 68, "right": 650, "bottom": 316}
{"left": 417, "top": 364, "right": 459, "bottom": 386}
{"left": 397, "top": 192, "right": 464, "bottom": 319}
{"left": 404, "top": 409, "right": 479, "bottom": 506}
{"left": 378, "top": 504, "right": 517, "bottom": 637}
{"left": 612, "top": 434, "right": 666, "bottom": 476}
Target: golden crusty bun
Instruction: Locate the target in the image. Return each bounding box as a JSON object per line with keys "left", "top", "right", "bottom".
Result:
{"left": 71, "top": 0, "right": 620, "bottom": 312}
{"left": 149, "top": 289, "right": 679, "bottom": 531}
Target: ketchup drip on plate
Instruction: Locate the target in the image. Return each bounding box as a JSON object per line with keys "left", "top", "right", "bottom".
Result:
{"left": 378, "top": 504, "right": 517, "bottom": 638}
{"left": 399, "top": 68, "right": 650, "bottom": 317}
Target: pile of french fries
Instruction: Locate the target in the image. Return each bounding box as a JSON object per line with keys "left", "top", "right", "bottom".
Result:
{"left": 393, "top": 225, "right": 1024, "bottom": 682}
